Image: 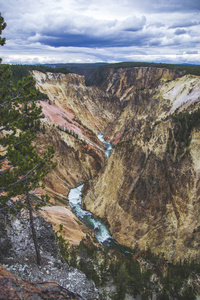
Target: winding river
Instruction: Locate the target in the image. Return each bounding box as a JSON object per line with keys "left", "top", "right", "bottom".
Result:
{"left": 68, "top": 133, "right": 115, "bottom": 246}
{"left": 68, "top": 134, "right": 133, "bottom": 253}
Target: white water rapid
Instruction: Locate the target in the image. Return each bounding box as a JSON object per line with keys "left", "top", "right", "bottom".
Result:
{"left": 97, "top": 133, "right": 112, "bottom": 157}
{"left": 68, "top": 133, "right": 114, "bottom": 245}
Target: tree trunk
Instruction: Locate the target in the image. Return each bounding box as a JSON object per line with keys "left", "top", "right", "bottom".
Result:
{"left": 26, "top": 189, "right": 42, "bottom": 266}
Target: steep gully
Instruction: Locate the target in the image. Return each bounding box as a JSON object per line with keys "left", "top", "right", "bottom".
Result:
{"left": 68, "top": 133, "right": 133, "bottom": 255}
{"left": 68, "top": 133, "right": 114, "bottom": 246}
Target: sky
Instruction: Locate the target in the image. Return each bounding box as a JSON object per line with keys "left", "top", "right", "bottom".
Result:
{"left": 1, "top": 0, "right": 200, "bottom": 65}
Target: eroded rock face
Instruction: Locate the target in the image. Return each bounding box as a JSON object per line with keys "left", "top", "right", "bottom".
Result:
{"left": 31, "top": 70, "right": 120, "bottom": 199}
{"left": 0, "top": 264, "right": 83, "bottom": 300}
{"left": 87, "top": 66, "right": 183, "bottom": 102}
{"left": 32, "top": 70, "right": 120, "bottom": 133}
{"left": 29, "top": 70, "right": 121, "bottom": 247}
{"left": 38, "top": 205, "right": 87, "bottom": 245}
{"left": 35, "top": 125, "right": 105, "bottom": 197}
{"left": 82, "top": 68, "right": 200, "bottom": 261}
{"left": 0, "top": 209, "right": 99, "bottom": 300}
{"left": 28, "top": 67, "right": 200, "bottom": 261}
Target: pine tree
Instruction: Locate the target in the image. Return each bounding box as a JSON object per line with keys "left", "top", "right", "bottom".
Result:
{"left": 0, "top": 14, "right": 56, "bottom": 265}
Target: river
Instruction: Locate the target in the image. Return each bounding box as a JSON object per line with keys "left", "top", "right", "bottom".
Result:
{"left": 68, "top": 133, "right": 115, "bottom": 246}
{"left": 68, "top": 134, "right": 133, "bottom": 253}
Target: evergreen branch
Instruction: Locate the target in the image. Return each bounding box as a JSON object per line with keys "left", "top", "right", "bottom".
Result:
{"left": 0, "top": 139, "right": 32, "bottom": 152}
{"left": 9, "top": 162, "right": 41, "bottom": 186}
{"left": 0, "top": 162, "right": 42, "bottom": 193}
{"left": 0, "top": 93, "right": 21, "bottom": 107}
{"left": 0, "top": 194, "right": 26, "bottom": 211}
{"left": 0, "top": 206, "right": 10, "bottom": 212}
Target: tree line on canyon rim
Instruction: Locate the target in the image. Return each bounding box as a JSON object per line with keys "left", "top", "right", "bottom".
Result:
{"left": 0, "top": 12, "right": 200, "bottom": 300}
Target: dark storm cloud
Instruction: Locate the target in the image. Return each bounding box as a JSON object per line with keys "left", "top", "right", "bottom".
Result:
{"left": 31, "top": 14, "right": 147, "bottom": 48}
{"left": 37, "top": 31, "right": 146, "bottom": 48}
{"left": 121, "top": 16, "right": 146, "bottom": 32}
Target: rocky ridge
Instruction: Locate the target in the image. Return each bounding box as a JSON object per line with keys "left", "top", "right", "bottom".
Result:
{"left": 32, "top": 70, "right": 120, "bottom": 133}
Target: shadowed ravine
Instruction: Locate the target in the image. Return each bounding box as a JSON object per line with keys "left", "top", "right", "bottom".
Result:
{"left": 68, "top": 133, "right": 115, "bottom": 246}
{"left": 68, "top": 134, "right": 134, "bottom": 254}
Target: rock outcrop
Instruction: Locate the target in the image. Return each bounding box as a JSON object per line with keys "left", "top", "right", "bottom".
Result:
{"left": 0, "top": 208, "right": 99, "bottom": 299}
{"left": 87, "top": 66, "right": 183, "bottom": 102}
{"left": 0, "top": 264, "right": 83, "bottom": 300}
{"left": 82, "top": 67, "right": 200, "bottom": 261}
{"left": 35, "top": 124, "right": 105, "bottom": 197}
{"left": 38, "top": 205, "right": 88, "bottom": 245}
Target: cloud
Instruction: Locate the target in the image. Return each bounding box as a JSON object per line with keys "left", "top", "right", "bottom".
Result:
{"left": 169, "top": 21, "right": 199, "bottom": 29}
{"left": 174, "top": 29, "right": 187, "bottom": 35}
{"left": 1, "top": 0, "right": 200, "bottom": 64}
{"left": 24, "top": 14, "right": 147, "bottom": 48}
{"left": 185, "top": 50, "right": 199, "bottom": 54}
{"left": 121, "top": 16, "right": 146, "bottom": 32}
{"left": 149, "top": 0, "right": 200, "bottom": 12}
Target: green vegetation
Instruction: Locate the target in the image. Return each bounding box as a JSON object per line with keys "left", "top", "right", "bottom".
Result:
{"left": 54, "top": 224, "right": 69, "bottom": 262}
{"left": 8, "top": 64, "right": 72, "bottom": 100}
{"left": 53, "top": 195, "right": 68, "bottom": 205}
{"left": 0, "top": 14, "right": 56, "bottom": 265}
{"left": 44, "top": 62, "right": 200, "bottom": 77}
{"left": 45, "top": 62, "right": 107, "bottom": 71}
{"left": 98, "top": 61, "right": 200, "bottom": 76}
{"left": 57, "top": 125, "right": 79, "bottom": 139}
{"left": 9, "top": 64, "right": 72, "bottom": 84}
{"left": 55, "top": 234, "right": 199, "bottom": 300}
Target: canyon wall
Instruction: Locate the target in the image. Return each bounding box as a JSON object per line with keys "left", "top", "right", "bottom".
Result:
{"left": 29, "top": 67, "right": 200, "bottom": 260}
{"left": 31, "top": 70, "right": 120, "bottom": 198}
{"left": 83, "top": 67, "right": 200, "bottom": 260}
{"left": 30, "top": 71, "right": 120, "bottom": 245}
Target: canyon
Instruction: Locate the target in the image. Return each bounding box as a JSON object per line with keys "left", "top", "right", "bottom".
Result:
{"left": 30, "top": 70, "right": 120, "bottom": 246}
{"left": 1, "top": 64, "right": 200, "bottom": 299}
{"left": 31, "top": 66, "right": 200, "bottom": 261}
